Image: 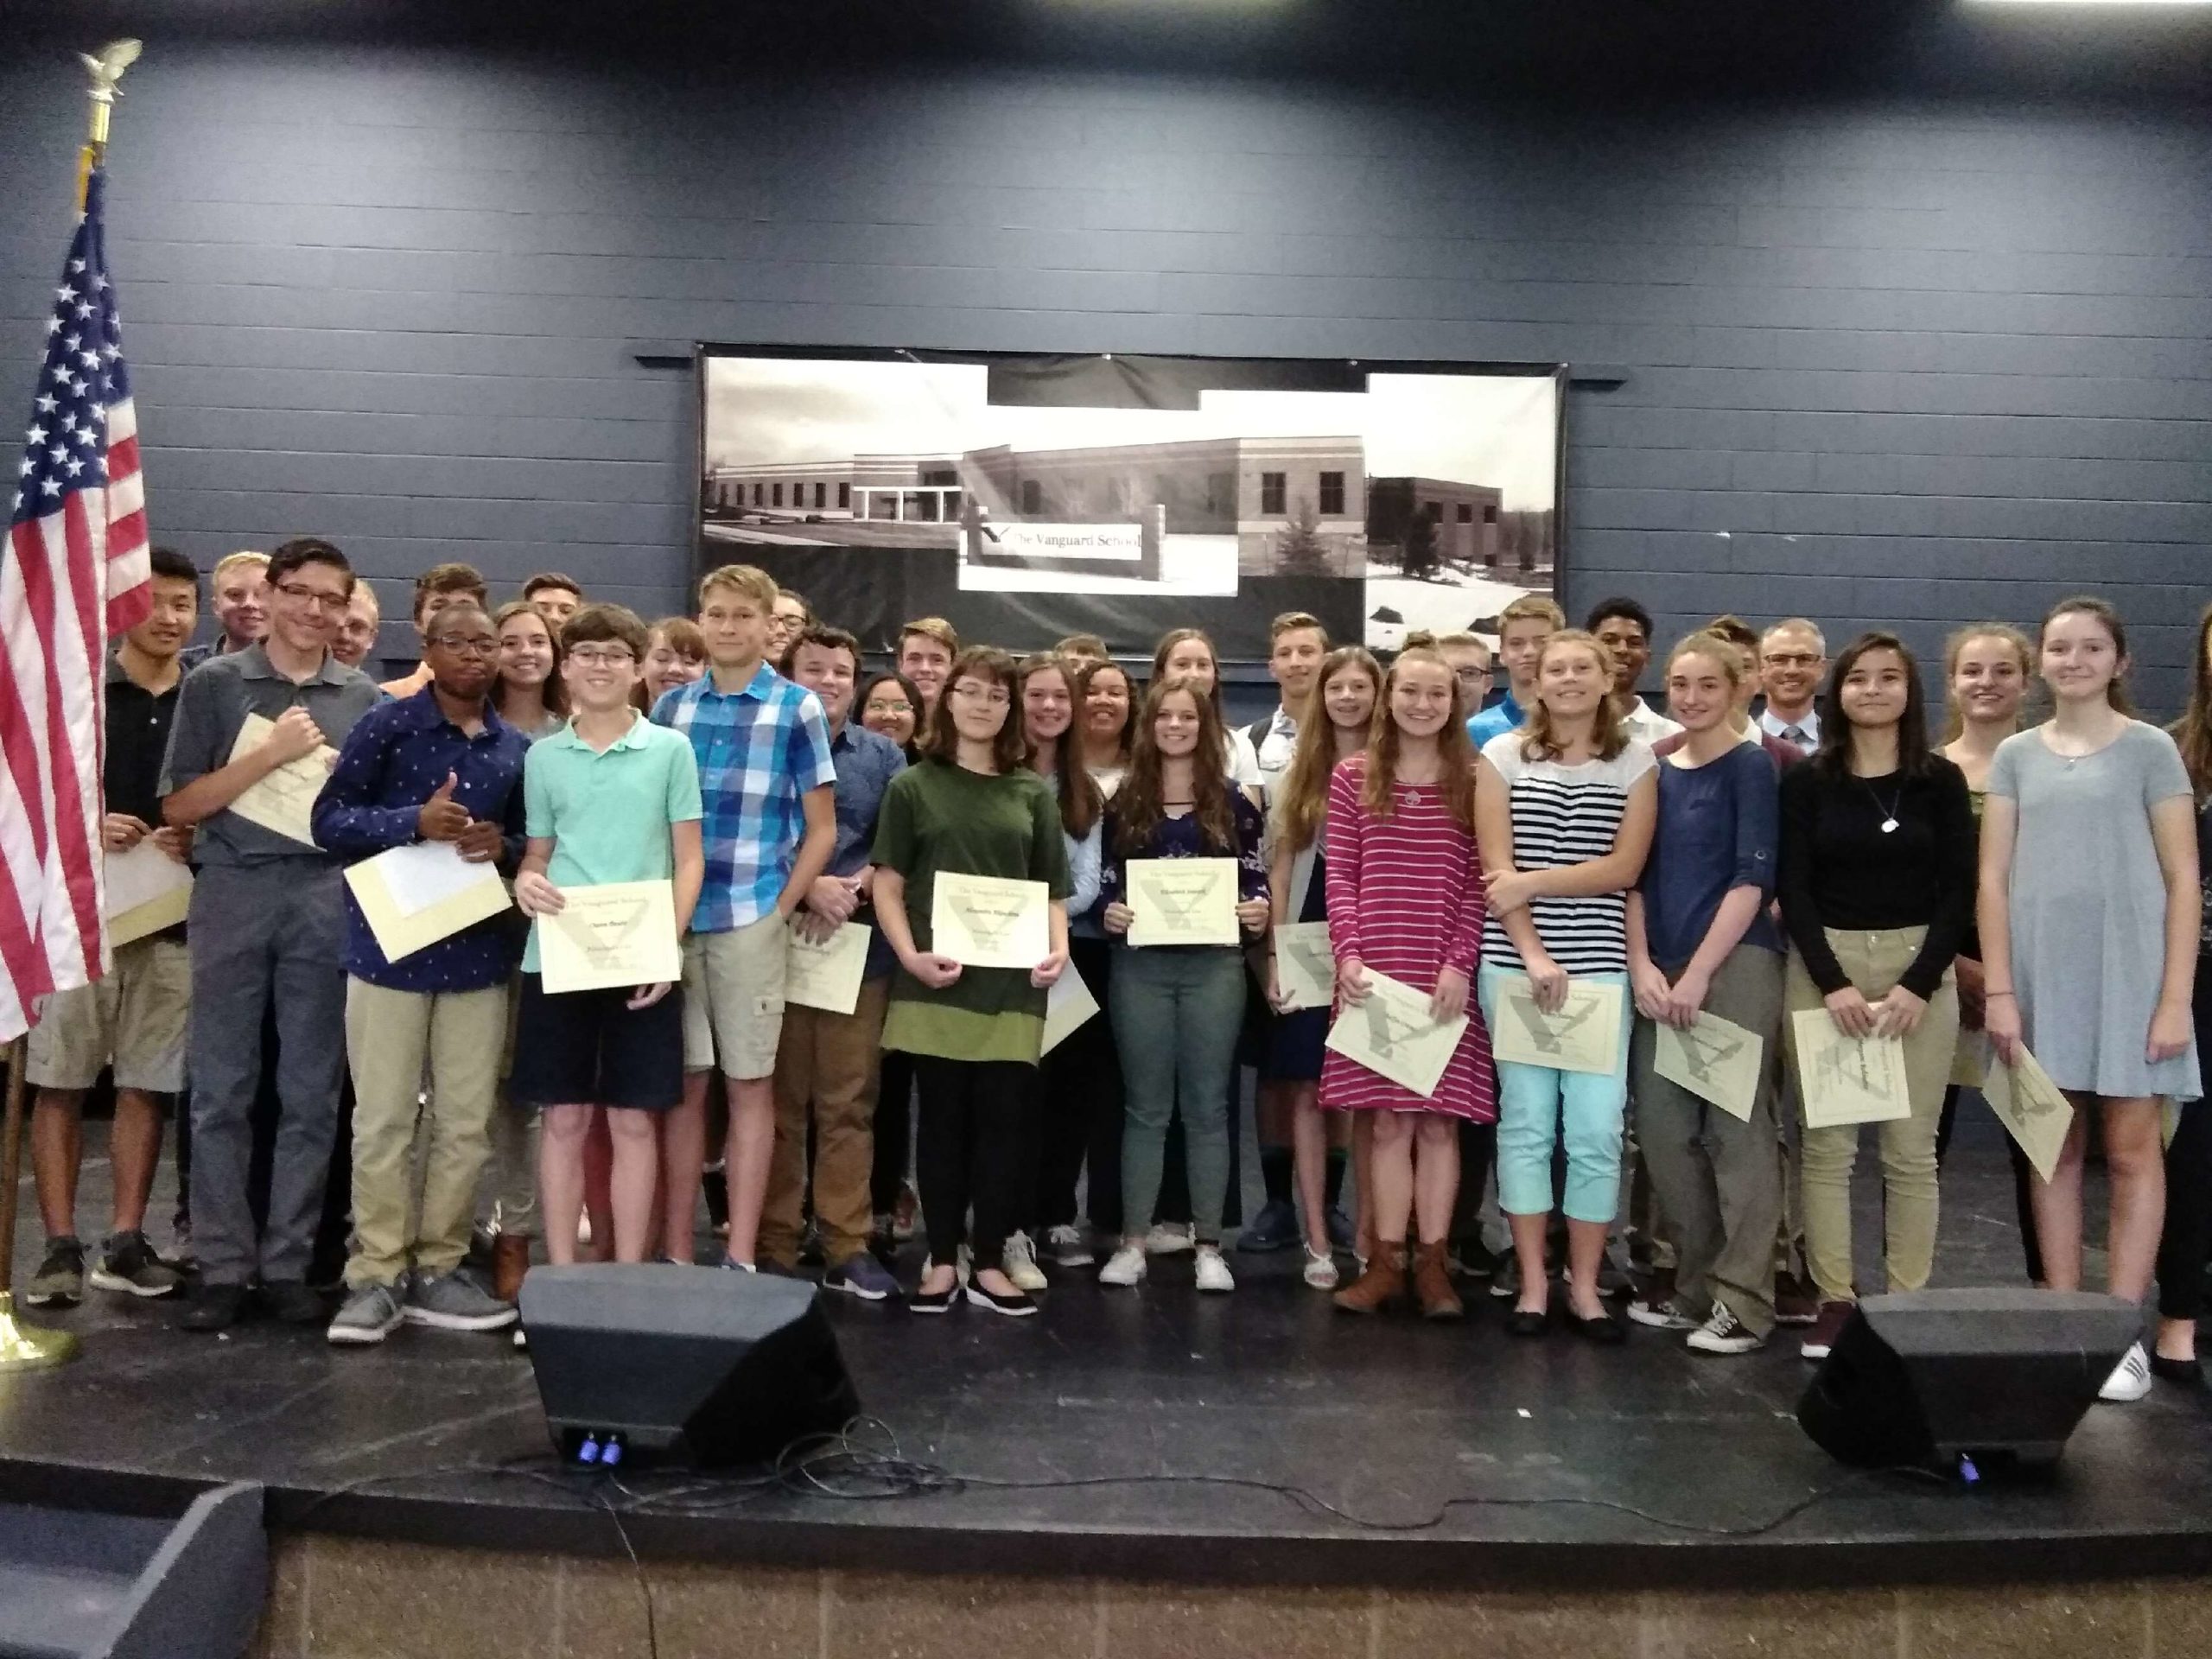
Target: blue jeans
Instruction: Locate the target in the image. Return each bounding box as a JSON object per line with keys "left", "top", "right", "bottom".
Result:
{"left": 1479, "top": 965, "right": 1632, "bottom": 1225}
{"left": 1112, "top": 945, "right": 1246, "bottom": 1243}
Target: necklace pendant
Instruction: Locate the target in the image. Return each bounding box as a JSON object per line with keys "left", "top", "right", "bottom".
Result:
{"left": 1880, "top": 817, "right": 1899, "bottom": 834}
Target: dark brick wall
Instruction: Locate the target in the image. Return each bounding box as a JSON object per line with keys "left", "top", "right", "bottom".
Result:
{"left": 3, "top": 41, "right": 2207, "bottom": 702}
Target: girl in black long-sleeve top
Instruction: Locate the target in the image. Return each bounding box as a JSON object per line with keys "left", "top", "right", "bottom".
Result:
{"left": 1777, "top": 632, "right": 1976, "bottom": 1361}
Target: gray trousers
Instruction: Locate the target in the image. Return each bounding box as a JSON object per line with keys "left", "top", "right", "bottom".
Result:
{"left": 187, "top": 863, "right": 348, "bottom": 1287}
{"left": 1628, "top": 945, "right": 1786, "bottom": 1336}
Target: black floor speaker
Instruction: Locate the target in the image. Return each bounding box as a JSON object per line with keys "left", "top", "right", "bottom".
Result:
{"left": 1796, "top": 1287, "right": 2142, "bottom": 1471}
{"left": 521, "top": 1263, "right": 861, "bottom": 1467}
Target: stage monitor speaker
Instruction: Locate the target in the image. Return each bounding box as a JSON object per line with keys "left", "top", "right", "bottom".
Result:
{"left": 521, "top": 1263, "right": 860, "bottom": 1468}
{"left": 1796, "top": 1287, "right": 2140, "bottom": 1471}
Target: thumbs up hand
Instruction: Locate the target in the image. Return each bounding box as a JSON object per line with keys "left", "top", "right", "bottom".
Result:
{"left": 417, "top": 772, "right": 470, "bottom": 842}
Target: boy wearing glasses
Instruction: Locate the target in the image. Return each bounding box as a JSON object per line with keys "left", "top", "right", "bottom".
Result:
{"left": 653, "top": 564, "right": 836, "bottom": 1270}
{"left": 311, "top": 601, "right": 531, "bottom": 1344}
{"left": 160, "top": 537, "right": 383, "bottom": 1332}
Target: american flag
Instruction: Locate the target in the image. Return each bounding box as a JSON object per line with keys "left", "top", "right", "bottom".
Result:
{"left": 0, "top": 165, "right": 151, "bottom": 1042}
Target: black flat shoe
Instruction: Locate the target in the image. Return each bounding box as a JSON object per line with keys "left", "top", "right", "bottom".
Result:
{"left": 964, "top": 1281, "right": 1038, "bottom": 1318}
{"left": 2152, "top": 1353, "right": 2206, "bottom": 1389}
{"left": 259, "top": 1280, "right": 327, "bottom": 1326}
{"left": 1507, "top": 1306, "right": 1550, "bottom": 1338}
{"left": 908, "top": 1283, "right": 957, "bottom": 1315}
{"left": 1567, "top": 1307, "right": 1625, "bottom": 1345}
{"left": 179, "top": 1283, "right": 252, "bottom": 1332}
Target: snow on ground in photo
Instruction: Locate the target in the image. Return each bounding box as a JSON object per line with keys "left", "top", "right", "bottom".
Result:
{"left": 1363, "top": 566, "right": 1544, "bottom": 650}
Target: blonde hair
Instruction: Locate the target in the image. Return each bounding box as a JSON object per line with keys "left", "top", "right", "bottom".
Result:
{"left": 1274, "top": 646, "right": 1380, "bottom": 853}
{"left": 696, "top": 563, "right": 779, "bottom": 610}
{"left": 1497, "top": 594, "right": 1566, "bottom": 632}
{"left": 899, "top": 615, "right": 961, "bottom": 656}
{"left": 1518, "top": 630, "right": 1627, "bottom": 761}
{"left": 1363, "top": 646, "right": 1477, "bottom": 831}
{"left": 1666, "top": 629, "right": 1747, "bottom": 688}
{"left": 1940, "top": 622, "right": 2033, "bottom": 743}
{"left": 212, "top": 550, "right": 269, "bottom": 583}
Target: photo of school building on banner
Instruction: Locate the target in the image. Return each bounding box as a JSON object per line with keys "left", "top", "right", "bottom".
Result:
{"left": 697, "top": 350, "right": 1561, "bottom": 663}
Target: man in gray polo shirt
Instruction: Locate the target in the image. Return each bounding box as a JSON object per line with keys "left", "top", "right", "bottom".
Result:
{"left": 161, "top": 537, "right": 383, "bottom": 1332}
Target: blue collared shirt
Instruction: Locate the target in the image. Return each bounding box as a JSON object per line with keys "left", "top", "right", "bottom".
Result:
{"left": 653, "top": 663, "right": 836, "bottom": 933}
{"left": 1467, "top": 689, "right": 1525, "bottom": 751}
{"left": 826, "top": 719, "right": 907, "bottom": 977}
{"left": 311, "top": 688, "right": 531, "bottom": 993}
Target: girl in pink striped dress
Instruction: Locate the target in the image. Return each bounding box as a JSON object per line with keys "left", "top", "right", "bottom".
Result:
{"left": 1322, "top": 646, "right": 1494, "bottom": 1319}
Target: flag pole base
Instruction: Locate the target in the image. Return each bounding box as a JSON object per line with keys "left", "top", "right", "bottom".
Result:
{"left": 0, "top": 1291, "right": 78, "bottom": 1372}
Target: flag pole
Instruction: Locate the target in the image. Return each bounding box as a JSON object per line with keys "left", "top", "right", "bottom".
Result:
{"left": 0, "top": 41, "right": 139, "bottom": 1375}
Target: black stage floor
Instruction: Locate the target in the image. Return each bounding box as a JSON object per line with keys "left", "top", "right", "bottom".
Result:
{"left": 4, "top": 1110, "right": 2209, "bottom": 1588}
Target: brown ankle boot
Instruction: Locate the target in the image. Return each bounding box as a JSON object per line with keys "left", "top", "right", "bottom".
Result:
{"left": 1332, "top": 1242, "right": 1408, "bottom": 1314}
{"left": 1412, "top": 1240, "right": 1464, "bottom": 1320}
{"left": 492, "top": 1233, "right": 531, "bottom": 1304}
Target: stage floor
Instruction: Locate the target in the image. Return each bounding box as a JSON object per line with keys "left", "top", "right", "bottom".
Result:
{"left": 3, "top": 1111, "right": 2209, "bottom": 1586}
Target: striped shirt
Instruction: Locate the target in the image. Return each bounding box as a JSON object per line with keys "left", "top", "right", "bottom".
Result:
{"left": 1478, "top": 732, "right": 1655, "bottom": 975}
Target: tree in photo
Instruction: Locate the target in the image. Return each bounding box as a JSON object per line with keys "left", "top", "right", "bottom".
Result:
{"left": 1399, "top": 507, "right": 1440, "bottom": 582}
{"left": 1275, "top": 496, "right": 1332, "bottom": 578}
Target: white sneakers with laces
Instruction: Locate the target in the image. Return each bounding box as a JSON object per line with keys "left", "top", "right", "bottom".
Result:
{"left": 1001, "top": 1230, "right": 1049, "bottom": 1292}
{"left": 1098, "top": 1244, "right": 1147, "bottom": 1287}
{"left": 1193, "top": 1246, "right": 1235, "bottom": 1294}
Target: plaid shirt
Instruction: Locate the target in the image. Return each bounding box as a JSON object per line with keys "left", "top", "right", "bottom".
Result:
{"left": 652, "top": 662, "right": 836, "bottom": 932}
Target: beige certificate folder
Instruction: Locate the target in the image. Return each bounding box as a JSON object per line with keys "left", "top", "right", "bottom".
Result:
{"left": 1040, "top": 965, "right": 1101, "bottom": 1056}
{"left": 537, "top": 879, "right": 682, "bottom": 994}
{"left": 1324, "top": 970, "right": 1468, "bottom": 1099}
{"left": 785, "top": 920, "right": 868, "bottom": 1016}
{"left": 104, "top": 839, "right": 194, "bottom": 948}
{"left": 1791, "top": 1010, "right": 1911, "bottom": 1128}
{"left": 1126, "top": 856, "right": 1239, "bottom": 948}
{"left": 1490, "top": 974, "right": 1624, "bottom": 1077}
{"left": 1650, "top": 1010, "right": 1765, "bottom": 1123}
{"left": 1272, "top": 920, "right": 1335, "bottom": 1012}
{"left": 226, "top": 713, "right": 336, "bottom": 848}
{"left": 1983, "top": 1045, "right": 2075, "bottom": 1183}
{"left": 930, "top": 872, "right": 1049, "bottom": 971}
{"left": 343, "top": 841, "right": 511, "bottom": 963}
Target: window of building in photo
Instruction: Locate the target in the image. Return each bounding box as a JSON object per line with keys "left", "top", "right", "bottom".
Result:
{"left": 1319, "top": 471, "right": 1345, "bottom": 515}
{"left": 813, "top": 481, "right": 826, "bottom": 510}
{"left": 1020, "top": 479, "right": 1042, "bottom": 515}
{"left": 772, "top": 482, "right": 784, "bottom": 507}
{"left": 838, "top": 482, "right": 851, "bottom": 510}
{"left": 1484, "top": 504, "right": 1498, "bottom": 523}
{"left": 1261, "top": 471, "right": 1287, "bottom": 515}
{"left": 752, "top": 483, "right": 763, "bottom": 506}
{"left": 1457, "top": 503, "right": 1472, "bottom": 523}
{"left": 1424, "top": 500, "right": 1443, "bottom": 520}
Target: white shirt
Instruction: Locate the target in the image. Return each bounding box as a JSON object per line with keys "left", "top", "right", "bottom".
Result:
{"left": 1255, "top": 706, "right": 1299, "bottom": 782}
{"left": 1224, "top": 726, "right": 1263, "bottom": 789}
{"left": 1620, "top": 696, "right": 1682, "bottom": 747}
{"left": 1758, "top": 706, "right": 1821, "bottom": 748}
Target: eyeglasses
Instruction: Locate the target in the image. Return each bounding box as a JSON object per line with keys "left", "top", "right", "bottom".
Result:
{"left": 568, "top": 646, "right": 636, "bottom": 667}
{"left": 1762, "top": 652, "right": 1822, "bottom": 670}
{"left": 865, "top": 700, "right": 913, "bottom": 716}
{"left": 949, "top": 682, "right": 1010, "bottom": 707}
{"left": 429, "top": 635, "right": 499, "bottom": 658}
{"left": 275, "top": 582, "right": 348, "bottom": 613}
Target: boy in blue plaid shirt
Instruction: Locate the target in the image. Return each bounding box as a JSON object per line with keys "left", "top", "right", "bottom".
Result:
{"left": 652, "top": 565, "right": 836, "bottom": 1268}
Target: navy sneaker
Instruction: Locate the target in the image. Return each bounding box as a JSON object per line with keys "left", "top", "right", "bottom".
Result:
{"left": 1237, "top": 1198, "right": 1300, "bottom": 1255}
{"left": 1325, "top": 1205, "right": 1356, "bottom": 1251}
{"left": 825, "top": 1254, "right": 901, "bottom": 1303}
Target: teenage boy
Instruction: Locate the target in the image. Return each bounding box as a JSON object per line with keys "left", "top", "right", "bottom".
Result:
{"left": 334, "top": 582, "right": 381, "bottom": 671}
{"left": 1250, "top": 611, "right": 1327, "bottom": 783}
{"left": 1468, "top": 594, "right": 1564, "bottom": 747}
{"left": 896, "top": 617, "right": 959, "bottom": 718}
{"left": 380, "top": 563, "right": 490, "bottom": 699}
{"left": 1757, "top": 619, "right": 1827, "bottom": 748}
{"left": 767, "top": 588, "right": 813, "bottom": 660}
{"left": 312, "top": 601, "right": 530, "bottom": 1345}
{"left": 1438, "top": 631, "right": 1493, "bottom": 721}
{"left": 1053, "top": 633, "right": 1109, "bottom": 668}
{"left": 179, "top": 550, "right": 268, "bottom": 671}
{"left": 763, "top": 624, "right": 906, "bottom": 1297}
{"left": 513, "top": 604, "right": 704, "bottom": 1267}
{"left": 654, "top": 565, "right": 836, "bottom": 1268}
{"left": 521, "top": 572, "right": 583, "bottom": 632}
{"left": 1586, "top": 596, "right": 1682, "bottom": 747}
{"left": 23, "top": 549, "right": 201, "bottom": 1308}
{"left": 161, "top": 537, "right": 383, "bottom": 1332}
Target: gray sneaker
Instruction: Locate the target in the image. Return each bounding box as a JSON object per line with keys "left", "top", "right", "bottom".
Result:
{"left": 90, "top": 1230, "right": 184, "bottom": 1299}
{"left": 404, "top": 1268, "right": 518, "bottom": 1332}
{"left": 327, "top": 1282, "right": 404, "bottom": 1346}
{"left": 23, "top": 1237, "right": 85, "bottom": 1308}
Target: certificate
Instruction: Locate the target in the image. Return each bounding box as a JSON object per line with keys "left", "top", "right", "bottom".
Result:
{"left": 1272, "top": 920, "right": 1335, "bottom": 1013}
{"left": 537, "top": 879, "right": 682, "bottom": 994}
{"left": 1489, "top": 974, "right": 1624, "bottom": 1077}
{"left": 1323, "top": 970, "right": 1468, "bottom": 1099}
{"left": 104, "top": 839, "right": 192, "bottom": 947}
{"left": 226, "top": 713, "right": 336, "bottom": 848}
{"left": 1983, "top": 1045, "right": 2075, "bottom": 1183}
{"left": 343, "top": 842, "right": 510, "bottom": 963}
{"left": 930, "top": 872, "right": 1049, "bottom": 971}
{"left": 786, "top": 921, "right": 870, "bottom": 1016}
{"left": 1126, "top": 857, "right": 1239, "bottom": 948}
{"left": 1651, "top": 1010, "right": 1765, "bottom": 1123}
{"left": 1791, "top": 1010, "right": 1911, "bottom": 1128}
{"left": 1040, "top": 966, "right": 1100, "bottom": 1056}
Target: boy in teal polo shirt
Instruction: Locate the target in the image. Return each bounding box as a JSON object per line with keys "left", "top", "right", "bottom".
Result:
{"left": 512, "top": 604, "right": 704, "bottom": 1270}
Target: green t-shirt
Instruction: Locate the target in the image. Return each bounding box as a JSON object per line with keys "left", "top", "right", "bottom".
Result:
{"left": 871, "top": 757, "right": 1072, "bottom": 1064}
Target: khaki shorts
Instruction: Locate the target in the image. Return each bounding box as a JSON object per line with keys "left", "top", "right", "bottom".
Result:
{"left": 680, "top": 914, "right": 790, "bottom": 1081}
{"left": 27, "top": 935, "right": 190, "bottom": 1092}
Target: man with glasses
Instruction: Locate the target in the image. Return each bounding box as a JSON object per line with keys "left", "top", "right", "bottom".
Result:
{"left": 1757, "top": 619, "right": 1827, "bottom": 749}
{"left": 312, "top": 601, "right": 531, "bottom": 1345}
{"left": 160, "top": 537, "right": 383, "bottom": 1332}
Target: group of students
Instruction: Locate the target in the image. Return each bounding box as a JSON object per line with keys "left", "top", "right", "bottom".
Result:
{"left": 21, "top": 546, "right": 2211, "bottom": 1404}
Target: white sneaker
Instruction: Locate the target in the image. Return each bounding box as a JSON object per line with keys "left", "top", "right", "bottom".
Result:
{"left": 1301, "top": 1249, "right": 1340, "bottom": 1290}
{"left": 1145, "top": 1222, "right": 1196, "bottom": 1255}
{"left": 1098, "top": 1244, "right": 1147, "bottom": 1287}
{"left": 1046, "top": 1224, "right": 1095, "bottom": 1268}
{"left": 2099, "top": 1340, "right": 2152, "bottom": 1402}
{"left": 1001, "top": 1231, "right": 1048, "bottom": 1292}
{"left": 1193, "top": 1246, "right": 1235, "bottom": 1294}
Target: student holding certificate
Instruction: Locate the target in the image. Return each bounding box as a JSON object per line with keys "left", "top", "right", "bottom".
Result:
{"left": 1981, "top": 597, "right": 2202, "bottom": 1402}
{"left": 1623, "top": 632, "right": 1786, "bottom": 1357}
{"left": 871, "top": 648, "right": 1071, "bottom": 1318}
{"left": 1093, "top": 677, "right": 1270, "bottom": 1295}
{"left": 1476, "top": 632, "right": 1656, "bottom": 1343}
{"left": 1263, "top": 645, "right": 1380, "bottom": 1289}
{"left": 1778, "top": 632, "right": 1973, "bottom": 1363}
